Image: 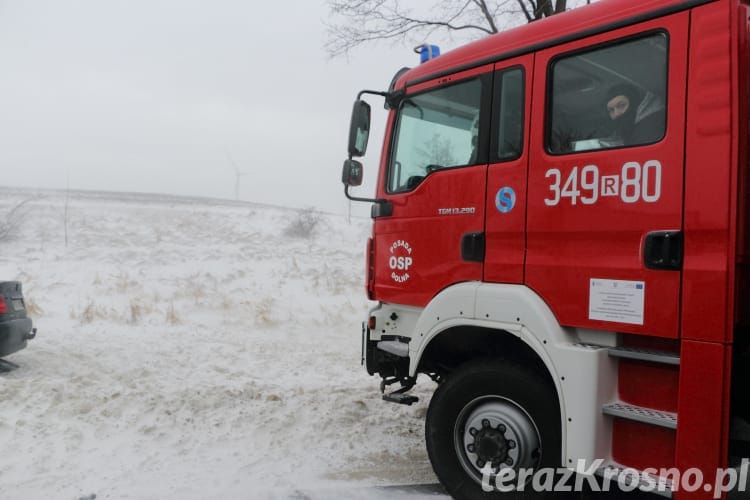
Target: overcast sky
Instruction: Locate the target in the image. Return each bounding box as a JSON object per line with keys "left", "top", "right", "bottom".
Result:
{"left": 0, "top": 0, "right": 420, "bottom": 215}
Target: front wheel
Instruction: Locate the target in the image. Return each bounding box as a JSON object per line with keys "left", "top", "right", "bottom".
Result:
{"left": 425, "top": 358, "right": 561, "bottom": 499}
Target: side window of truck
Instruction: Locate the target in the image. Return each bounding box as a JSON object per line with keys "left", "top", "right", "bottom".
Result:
{"left": 492, "top": 67, "right": 524, "bottom": 161}
{"left": 387, "top": 77, "right": 485, "bottom": 193}
{"left": 547, "top": 33, "right": 668, "bottom": 154}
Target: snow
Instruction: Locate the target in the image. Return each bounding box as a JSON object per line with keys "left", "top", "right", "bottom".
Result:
{"left": 0, "top": 188, "right": 445, "bottom": 499}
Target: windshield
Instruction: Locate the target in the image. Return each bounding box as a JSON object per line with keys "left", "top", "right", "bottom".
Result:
{"left": 388, "top": 78, "right": 483, "bottom": 193}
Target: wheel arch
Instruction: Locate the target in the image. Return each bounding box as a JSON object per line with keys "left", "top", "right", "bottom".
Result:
{"left": 408, "top": 282, "right": 617, "bottom": 468}
{"left": 415, "top": 325, "right": 555, "bottom": 389}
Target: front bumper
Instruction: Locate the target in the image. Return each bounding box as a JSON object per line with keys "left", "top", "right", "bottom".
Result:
{"left": 0, "top": 318, "right": 34, "bottom": 357}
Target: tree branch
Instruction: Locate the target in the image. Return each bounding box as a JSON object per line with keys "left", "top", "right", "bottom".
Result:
{"left": 534, "top": 0, "right": 553, "bottom": 19}
{"left": 515, "top": 0, "right": 533, "bottom": 22}
{"left": 471, "top": 0, "right": 500, "bottom": 33}
{"left": 325, "top": 0, "right": 593, "bottom": 57}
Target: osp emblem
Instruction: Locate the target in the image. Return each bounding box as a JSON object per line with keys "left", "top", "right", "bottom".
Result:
{"left": 389, "top": 240, "right": 413, "bottom": 283}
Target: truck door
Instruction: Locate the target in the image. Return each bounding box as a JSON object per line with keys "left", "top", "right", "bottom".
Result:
{"left": 526, "top": 14, "right": 689, "bottom": 338}
{"left": 372, "top": 65, "right": 493, "bottom": 307}
{"left": 484, "top": 55, "right": 533, "bottom": 284}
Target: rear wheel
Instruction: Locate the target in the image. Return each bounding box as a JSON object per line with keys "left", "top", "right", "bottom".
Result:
{"left": 425, "top": 358, "right": 561, "bottom": 499}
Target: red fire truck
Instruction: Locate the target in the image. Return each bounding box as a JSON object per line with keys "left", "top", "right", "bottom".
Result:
{"left": 341, "top": 0, "right": 750, "bottom": 498}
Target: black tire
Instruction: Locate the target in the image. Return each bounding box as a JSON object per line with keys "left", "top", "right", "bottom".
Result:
{"left": 425, "top": 358, "right": 562, "bottom": 500}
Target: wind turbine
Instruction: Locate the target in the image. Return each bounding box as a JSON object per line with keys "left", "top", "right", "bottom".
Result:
{"left": 226, "top": 153, "right": 248, "bottom": 201}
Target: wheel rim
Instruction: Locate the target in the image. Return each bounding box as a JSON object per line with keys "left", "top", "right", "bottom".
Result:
{"left": 454, "top": 395, "right": 542, "bottom": 485}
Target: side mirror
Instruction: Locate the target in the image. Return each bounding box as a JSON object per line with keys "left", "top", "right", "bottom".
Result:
{"left": 348, "top": 100, "right": 371, "bottom": 157}
{"left": 341, "top": 159, "right": 364, "bottom": 187}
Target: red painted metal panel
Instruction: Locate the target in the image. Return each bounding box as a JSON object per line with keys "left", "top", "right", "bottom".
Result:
{"left": 612, "top": 420, "right": 676, "bottom": 471}
{"left": 734, "top": 3, "right": 750, "bottom": 327}
{"left": 372, "top": 166, "right": 487, "bottom": 306}
{"left": 618, "top": 360, "right": 680, "bottom": 413}
{"left": 525, "top": 14, "right": 690, "bottom": 337}
{"left": 674, "top": 340, "right": 732, "bottom": 500}
{"left": 483, "top": 162, "right": 527, "bottom": 284}
{"left": 682, "top": 0, "right": 737, "bottom": 343}
{"left": 484, "top": 55, "right": 534, "bottom": 284}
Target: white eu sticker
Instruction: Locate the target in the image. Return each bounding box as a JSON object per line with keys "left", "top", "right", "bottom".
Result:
{"left": 589, "top": 279, "right": 645, "bottom": 325}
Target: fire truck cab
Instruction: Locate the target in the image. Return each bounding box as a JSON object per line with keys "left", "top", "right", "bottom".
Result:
{"left": 341, "top": 0, "right": 750, "bottom": 498}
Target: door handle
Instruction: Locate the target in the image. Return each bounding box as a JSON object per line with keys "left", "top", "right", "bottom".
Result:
{"left": 461, "top": 232, "right": 485, "bottom": 263}
{"left": 643, "top": 231, "right": 682, "bottom": 271}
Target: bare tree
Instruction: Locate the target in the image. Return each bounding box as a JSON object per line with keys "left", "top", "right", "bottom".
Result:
{"left": 326, "top": 0, "right": 593, "bottom": 57}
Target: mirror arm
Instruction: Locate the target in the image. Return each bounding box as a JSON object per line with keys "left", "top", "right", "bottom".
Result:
{"left": 344, "top": 184, "right": 384, "bottom": 204}
{"left": 344, "top": 185, "right": 393, "bottom": 217}
{"left": 357, "top": 89, "right": 389, "bottom": 100}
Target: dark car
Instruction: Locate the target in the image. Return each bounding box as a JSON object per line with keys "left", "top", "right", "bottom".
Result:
{"left": 0, "top": 281, "right": 36, "bottom": 358}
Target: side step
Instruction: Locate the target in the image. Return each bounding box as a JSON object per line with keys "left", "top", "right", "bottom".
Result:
{"left": 607, "top": 346, "right": 679, "bottom": 365}
{"left": 383, "top": 392, "right": 419, "bottom": 405}
{"left": 595, "top": 462, "right": 674, "bottom": 498}
{"left": 602, "top": 401, "right": 677, "bottom": 429}
{"left": 381, "top": 376, "right": 418, "bottom": 406}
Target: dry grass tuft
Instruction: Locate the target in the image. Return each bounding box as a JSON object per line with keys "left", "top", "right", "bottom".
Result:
{"left": 254, "top": 297, "right": 276, "bottom": 326}
{"left": 166, "top": 302, "right": 181, "bottom": 325}
{"left": 24, "top": 297, "right": 43, "bottom": 317}
{"left": 282, "top": 208, "right": 321, "bottom": 239}
{"left": 76, "top": 301, "right": 108, "bottom": 324}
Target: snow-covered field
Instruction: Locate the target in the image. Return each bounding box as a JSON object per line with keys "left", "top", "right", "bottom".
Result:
{"left": 0, "top": 188, "right": 444, "bottom": 499}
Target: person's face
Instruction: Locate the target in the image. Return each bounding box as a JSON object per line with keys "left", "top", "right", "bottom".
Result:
{"left": 607, "top": 95, "right": 630, "bottom": 120}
